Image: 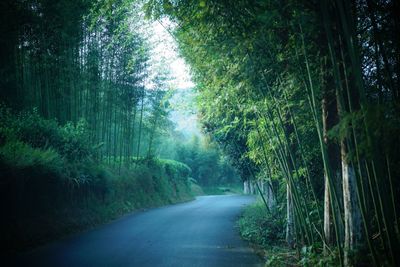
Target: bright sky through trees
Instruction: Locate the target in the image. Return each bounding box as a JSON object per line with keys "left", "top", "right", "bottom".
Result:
{"left": 148, "top": 18, "right": 200, "bottom": 137}
{"left": 149, "top": 19, "right": 194, "bottom": 90}
{"left": 2, "top": 0, "right": 399, "bottom": 265}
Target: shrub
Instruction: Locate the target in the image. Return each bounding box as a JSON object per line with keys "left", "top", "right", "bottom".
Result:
{"left": 0, "top": 140, "right": 63, "bottom": 175}
{"left": 238, "top": 200, "right": 285, "bottom": 248}
{"left": 0, "top": 107, "right": 93, "bottom": 162}
{"left": 161, "top": 159, "right": 191, "bottom": 181}
{"left": 0, "top": 106, "right": 194, "bottom": 252}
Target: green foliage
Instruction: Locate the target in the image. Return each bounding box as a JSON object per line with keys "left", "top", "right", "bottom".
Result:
{"left": 0, "top": 0, "right": 398, "bottom": 265}
{"left": 261, "top": 246, "right": 340, "bottom": 267}
{"left": 174, "top": 136, "right": 241, "bottom": 186}
{"left": 298, "top": 246, "right": 340, "bottom": 267}
{"left": 239, "top": 200, "right": 340, "bottom": 266}
{"left": 146, "top": 0, "right": 400, "bottom": 265}
{"left": 0, "top": 108, "right": 193, "bottom": 252}
{"left": 201, "top": 185, "right": 243, "bottom": 195}
{"left": 0, "top": 107, "right": 93, "bottom": 162}
{"left": 160, "top": 158, "right": 192, "bottom": 181}
{"left": 0, "top": 140, "right": 63, "bottom": 175}
{"left": 238, "top": 200, "right": 285, "bottom": 248}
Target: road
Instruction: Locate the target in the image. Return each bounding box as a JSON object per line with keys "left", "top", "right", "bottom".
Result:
{"left": 11, "top": 195, "right": 263, "bottom": 267}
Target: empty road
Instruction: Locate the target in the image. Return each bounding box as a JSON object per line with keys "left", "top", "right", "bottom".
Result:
{"left": 11, "top": 195, "right": 262, "bottom": 267}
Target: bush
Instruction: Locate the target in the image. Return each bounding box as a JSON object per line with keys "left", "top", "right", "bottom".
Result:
{"left": 238, "top": 199, "right": 285, "bottom": 248}
{"left": 0, "top": 140, "right": 63, "bottom": 174}
{"left": 174, "top": 137, "right": 241, "bottom": 187}
{"left": 238, "top": 200, "right": 341, "bottom": 266}
{"left": 0, "top": 106, "right": 93, "bottom": 162}
{"left": 0, "top": 107, "right": 194, "bottom": 252}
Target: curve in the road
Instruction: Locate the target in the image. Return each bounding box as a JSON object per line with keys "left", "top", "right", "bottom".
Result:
{"left": 11, "top": 195, "right": 263, "bottom": 267}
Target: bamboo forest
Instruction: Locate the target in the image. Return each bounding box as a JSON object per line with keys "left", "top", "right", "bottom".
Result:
{"left": 1, "top": 0, "right": 399, "bottom": 266}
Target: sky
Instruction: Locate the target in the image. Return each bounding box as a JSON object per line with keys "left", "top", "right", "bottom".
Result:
{"left": 149, "top": 19, "right": 195, "bottom": 90}
{"left": 148, "top": 19, "right": 201, "bottom": 138}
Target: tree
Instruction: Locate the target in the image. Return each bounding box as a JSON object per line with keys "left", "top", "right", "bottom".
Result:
{"left": 146, "top": 0, "right": 400, "bottom": 265}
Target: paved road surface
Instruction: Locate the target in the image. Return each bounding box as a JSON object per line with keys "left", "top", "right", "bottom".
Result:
{"left": 11, "top": 195, "right": 262, "bottom": 267}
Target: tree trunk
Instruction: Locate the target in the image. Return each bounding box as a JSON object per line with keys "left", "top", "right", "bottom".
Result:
{"left": 136, "top": 88, "right": 145, "bottom": 160}
{"left": 266, "top": 182, "right": 275, "bottom": 210}
{"left": 249, "top": 181, "right": 255, "bottom": 195}
{"left": 342, "top": 141, "right": 361, "bottom": 267}
{"left": 322, "top": 76, "right": 341, "bottom": 247}
{"left": 286, "top": 183, "right": 295, "bottom": 248}
{"left": 147, "top": 104, "right": 159, "bottom": 158}
{"left": 243, "top": 180, "right": 250, "bottom": 194}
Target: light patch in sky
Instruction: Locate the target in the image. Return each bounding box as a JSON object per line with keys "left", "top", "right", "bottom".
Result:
{"left": 149, "top": 19, "right": 194, "bottom": 90}
{"left": 169, "top": 90, "right": 202, "bottom": 139}
{"left": 146, "top": 17, "right": 200, "bottom": 138}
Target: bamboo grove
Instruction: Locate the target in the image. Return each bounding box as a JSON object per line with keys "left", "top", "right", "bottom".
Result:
{"left": 145, "top": 0, "right": 400, "bottom": 266}
{"left": 0, "top": 0, "right": 172, "bottom": 169}
{"left": 0, "top": 0, "right": 207, "bottom": 252}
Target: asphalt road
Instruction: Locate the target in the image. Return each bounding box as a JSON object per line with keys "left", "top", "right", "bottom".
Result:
{"left": 11, "top": 195, "right": 263, "bottom": 267}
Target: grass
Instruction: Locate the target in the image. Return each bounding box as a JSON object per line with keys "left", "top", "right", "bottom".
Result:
{"left": 1, "top": 158, "right": 194, "bottom": 253}
{"left": 0, "top": 108, "right": 194, "bottom": 253}
{"left": 201, "top": 183, "right": 243, "bottom": 195}
{"left": 0, "top": 107, "right": 240, "bottom": 254}
{"left": 237, "top": 199, "right": 340, "bottom": 266}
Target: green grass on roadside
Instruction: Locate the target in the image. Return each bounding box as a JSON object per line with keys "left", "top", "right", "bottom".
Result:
{"left": 0, "top": 108, "right": 194, "bottom": 253}
{"left": 201, "top": 184, "right": 243, "bottom": 195}
{"left": 1, "top": 158, "right": 194, "bottom": 253}
{"left": 237, "top": 199, "right": 340, "bottom": 266}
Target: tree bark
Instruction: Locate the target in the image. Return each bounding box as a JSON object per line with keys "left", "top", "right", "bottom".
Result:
{"left": 322, "top": 77, "right": 341, "bottom": 248}
{"left": 243, "top": 180, "right": 250, "bottom": 194}
{"left": 266, "top": 183, "right": 275, "bottom": 210}
{"left": 286, "top": 183, "right": 295, "bottom": 248}
{"left": 342, "top": 141, "right": 361, "bottom": 267}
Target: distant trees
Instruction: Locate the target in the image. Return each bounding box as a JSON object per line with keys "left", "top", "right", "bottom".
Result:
{"left": 1, "top": 0, "right": 398, "bottom": 263}
{"left": 175, "top": 136, "right": 240, "bottom": 187}
{"left": 146, "top": 0, "right": 400, "bottom": 265}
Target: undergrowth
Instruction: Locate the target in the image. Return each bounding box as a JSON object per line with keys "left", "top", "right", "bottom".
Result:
{"left": 0, "top": 106, "right": 193, "bottom": 253}
{"left": 201, "top": 184, "right": 243, "bottom": 195}
{"left": 238, "top": 199, "right": 340, "bottom": 266}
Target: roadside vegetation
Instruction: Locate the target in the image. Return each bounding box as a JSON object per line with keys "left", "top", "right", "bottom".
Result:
{"left": 0, "top": 0, "right": 239, "bottom": 253}
{"left": 174, "top": 136, "right": 242, "bottom": 191}
{"left": 0, "top": 107, "right": 193, "bottom": 252}
{"left": 2, "top": 0, "right": 399, "bottom": 266}
{"left": 146, "top": 0, "right": 400, "bottom": 266}
{"left": 238, "top": 199, "right": 339, "bottom": 266}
